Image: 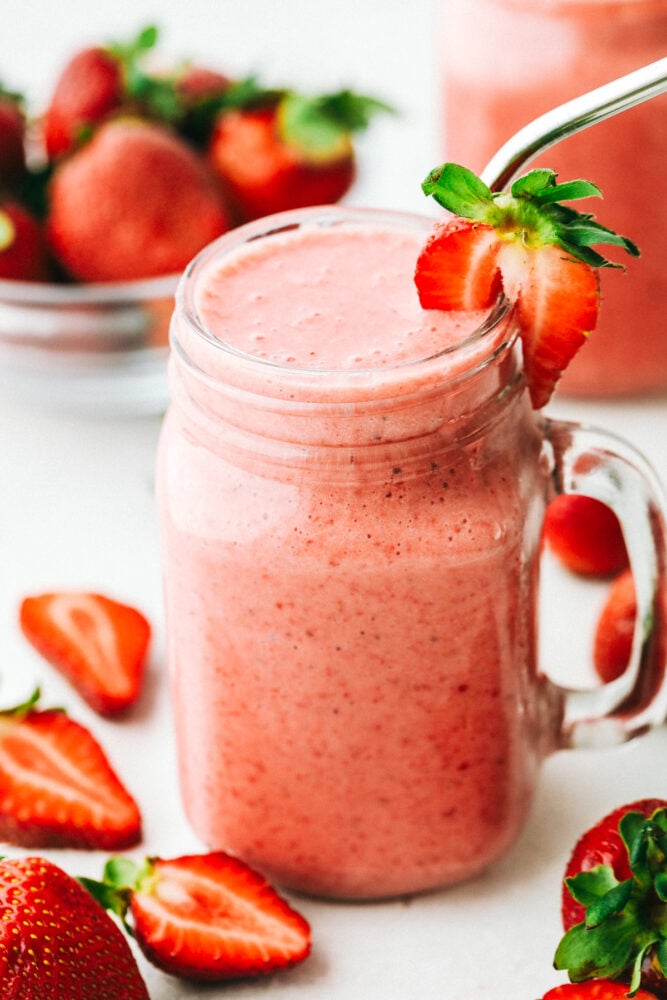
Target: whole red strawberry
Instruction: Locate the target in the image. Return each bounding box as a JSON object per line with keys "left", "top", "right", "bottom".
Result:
{"left": 43, "top": 46, "right": 125, "bottom": 158}
{"left": 414, "top": 163, "right": 639, "bottom": 408}
{"left": 556, "top": 800, "right": 667, "bottom": 996}
{"left": 20, "top": 591, "right": 151, "bottom": 716}
{"left": 46, "top": 117, "right": 230, "bottom": 281}
{"left": 82, "top": 851, "right": 311, "bottom": 981}
{"left": 42, "top": 25, "right": 159, "bottom": 158}
{"left": 0, "top": 855, "right": 149, "bottom": 998}
{"left": 544, "top": 496, "right": 629, "bottom": 577}
{"left": 0, "top": 689, "right": 141, "bottom": 849}
{"left": 209, "top": 89, "right": 390, "bottom": 223}
{"left": 0, "top": 88, "right": 26, "bottom": 187}
{"left": 0, "top": 201, "right": 52, "bottom": 281}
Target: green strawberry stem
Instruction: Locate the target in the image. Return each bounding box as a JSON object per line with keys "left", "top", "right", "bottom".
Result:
{"left": 422, "top": 162, "right": 640, "bottom": 269}
{"left": 556, "top": 807, "right": 667, "bottom": 995}
{"left": 79, "top": 856, "right": 154, "bottom": 937}
{"left": 279, "top": 90, "right": 395, "bottom": 158}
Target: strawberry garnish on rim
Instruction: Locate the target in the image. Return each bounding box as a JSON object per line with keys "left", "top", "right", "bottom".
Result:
{"left": 414, "top": 163, "right": 640, "bottom": 408}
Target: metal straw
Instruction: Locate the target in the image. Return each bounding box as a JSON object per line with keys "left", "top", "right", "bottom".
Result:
{"left": 481, "top": 57, "right": 667, "bottom": 192}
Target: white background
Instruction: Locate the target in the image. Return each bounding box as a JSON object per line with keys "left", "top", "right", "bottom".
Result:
{"left": 2, "top": 2, "right": 667, "bottom": 998}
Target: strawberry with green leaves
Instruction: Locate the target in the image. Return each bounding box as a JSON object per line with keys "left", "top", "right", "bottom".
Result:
{"left": 81, "top": 851, "right": 312, "bottom": 981}
{"left": 556, "top": 801, "right": 667, "bottom": 997}
{"left": 208, "top": 88, "right": 392, "bottom": 223}
{"left": 414, "top": 163, "right": 639, "bottom": 407}
{"left": 0, "top": 855, "right": 149, "bottom": 998}
{"left": 42, "top": 25, "right": 159, "bottom": 159}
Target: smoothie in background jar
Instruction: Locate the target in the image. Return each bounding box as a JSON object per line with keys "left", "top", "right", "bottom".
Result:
{"left": 442, "top": 0, "right": 667, "bottom": 398}
{"left": 157, "top": 208, "right": 667, "bottom": 900}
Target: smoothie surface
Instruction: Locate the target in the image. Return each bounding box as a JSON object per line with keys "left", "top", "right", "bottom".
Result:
{"left": 195, "top": 223, "right": 488, "bottom": 371}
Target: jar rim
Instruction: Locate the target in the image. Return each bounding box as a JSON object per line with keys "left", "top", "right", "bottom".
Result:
{"left": 172, "top": 205, "right": 518, "bottom": 403}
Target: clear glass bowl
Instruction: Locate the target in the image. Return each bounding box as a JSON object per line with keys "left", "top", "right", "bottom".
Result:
{"left": 0, "top": 273, "right": 178, "bottom": 415}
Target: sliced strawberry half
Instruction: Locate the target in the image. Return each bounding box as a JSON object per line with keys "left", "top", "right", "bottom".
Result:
{"left": 82, "top": 851, "right": 312, "bottom": 981}
{"left": 415, "top": 163, "right": 639, "bottom": 407}
{"left": 20, "top": 591, "right": 151, "bottom": 716}
{"left": 0, "top": 689, "right": 141, "bottom": 849}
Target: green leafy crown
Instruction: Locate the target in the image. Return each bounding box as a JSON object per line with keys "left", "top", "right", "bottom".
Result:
{"left": 555, "top": 807, "right": 667, "bottom": 995}
{"left": 422, "top": 162, "right": 640, "bottom": 270}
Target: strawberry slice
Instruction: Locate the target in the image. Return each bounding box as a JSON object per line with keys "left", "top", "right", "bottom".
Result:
{"left": 20, "top": 591, "right": 151, "bottom": 716}
{"left": 0, "top": 690, "right": 141, "bottom": 849}
{"left": 82, "top": 851, "right": 312, "bottom": 981}
{"left": 413, "top": 218, "right": 502, "bottom": 311}
{"left": 415, "top": 163, "right": 639, "bottom": 407}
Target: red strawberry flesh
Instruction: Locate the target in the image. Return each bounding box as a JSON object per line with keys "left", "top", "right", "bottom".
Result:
{"left": 20, "top": 591, "right": 151, "bottom": 715}
{"left": 0, "top": 706, "right": 141, "bottom": 849}
{"left": 130, "top": 853, "right": 311, "bottom": 980}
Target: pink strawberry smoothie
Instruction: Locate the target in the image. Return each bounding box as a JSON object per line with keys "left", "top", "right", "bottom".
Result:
{"left": 443, "top": 0, "right": 667, "bottom": 397}
{"left": 158, "top": 210, "right": 550, "bottom": 898}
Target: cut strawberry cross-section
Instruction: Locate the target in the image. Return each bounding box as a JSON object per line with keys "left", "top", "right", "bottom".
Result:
{"left": 0, "top": 689, "right": 141, "bottom": 849}
{"left": 81, "top": 851, "right": 312, "bottom": 982}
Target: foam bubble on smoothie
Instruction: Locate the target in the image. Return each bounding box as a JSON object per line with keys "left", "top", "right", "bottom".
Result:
{"left": 196, "top": 224, "right": 488, "bottom": 371}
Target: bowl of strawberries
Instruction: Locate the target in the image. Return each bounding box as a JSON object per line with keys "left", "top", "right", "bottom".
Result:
{"left": 0, "top": 26, "right": 389, "bottom": 413}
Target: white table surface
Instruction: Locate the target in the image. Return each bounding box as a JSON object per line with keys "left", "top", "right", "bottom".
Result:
{"left": 3, "top": 2, "right": 667, "bottom": 997}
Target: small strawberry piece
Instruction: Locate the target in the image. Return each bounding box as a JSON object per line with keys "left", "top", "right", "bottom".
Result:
{"left": 593, "top": 569, "right": 637, "bottom": 683}
{"left": 43, "top": 46, "right": 125, "bottom": 158}
{"left": 20, "top": 591, "right": 151, "bottom": 716}
{"left": 0, "top": 691, "right": 141, "bottom": 849}
{"left": 0, "top": 91, "right": 26, "bottom": 186}
{"left": 544, "top": 495, "right": 629, "bottom": 577}
{"left": 83, "top": 852, "right": 312, "bottom": 981}
{"left": 415, "top": 163, "right": 639, "bottom": 408}
{"left": 557, "top": 801, "right": 667, "bottom": 997}
{"left": 0, "top": 202, "right": 53, "bottom": 281}
{"left": 543, "top": 981, "right": 659, "bottom": 999}
{"left": 46, "top": 117, "right": 230, "bottom": 281}
{"left": 209, "top": 104, "right": 355, "bottom": 223}
{"left": 0, "top": 855, "right": 149, "bottom": 998}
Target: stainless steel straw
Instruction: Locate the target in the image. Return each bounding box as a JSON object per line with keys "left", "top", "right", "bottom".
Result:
{"left": 481, "top": 57, "right": 667, "bottom": 192}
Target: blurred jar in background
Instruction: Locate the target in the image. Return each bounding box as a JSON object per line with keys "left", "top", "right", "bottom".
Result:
{"left": 442, "top": 0, "right": 667, "bottom": 399}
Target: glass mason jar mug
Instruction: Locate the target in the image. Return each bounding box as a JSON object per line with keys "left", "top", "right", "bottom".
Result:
{"left": 157, "top": 207, "right": 667, "bottom": 900}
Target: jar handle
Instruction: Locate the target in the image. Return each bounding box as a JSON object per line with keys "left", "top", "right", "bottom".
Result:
{"left": 542, "top": 418, "right": 667, "bottom": 749}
